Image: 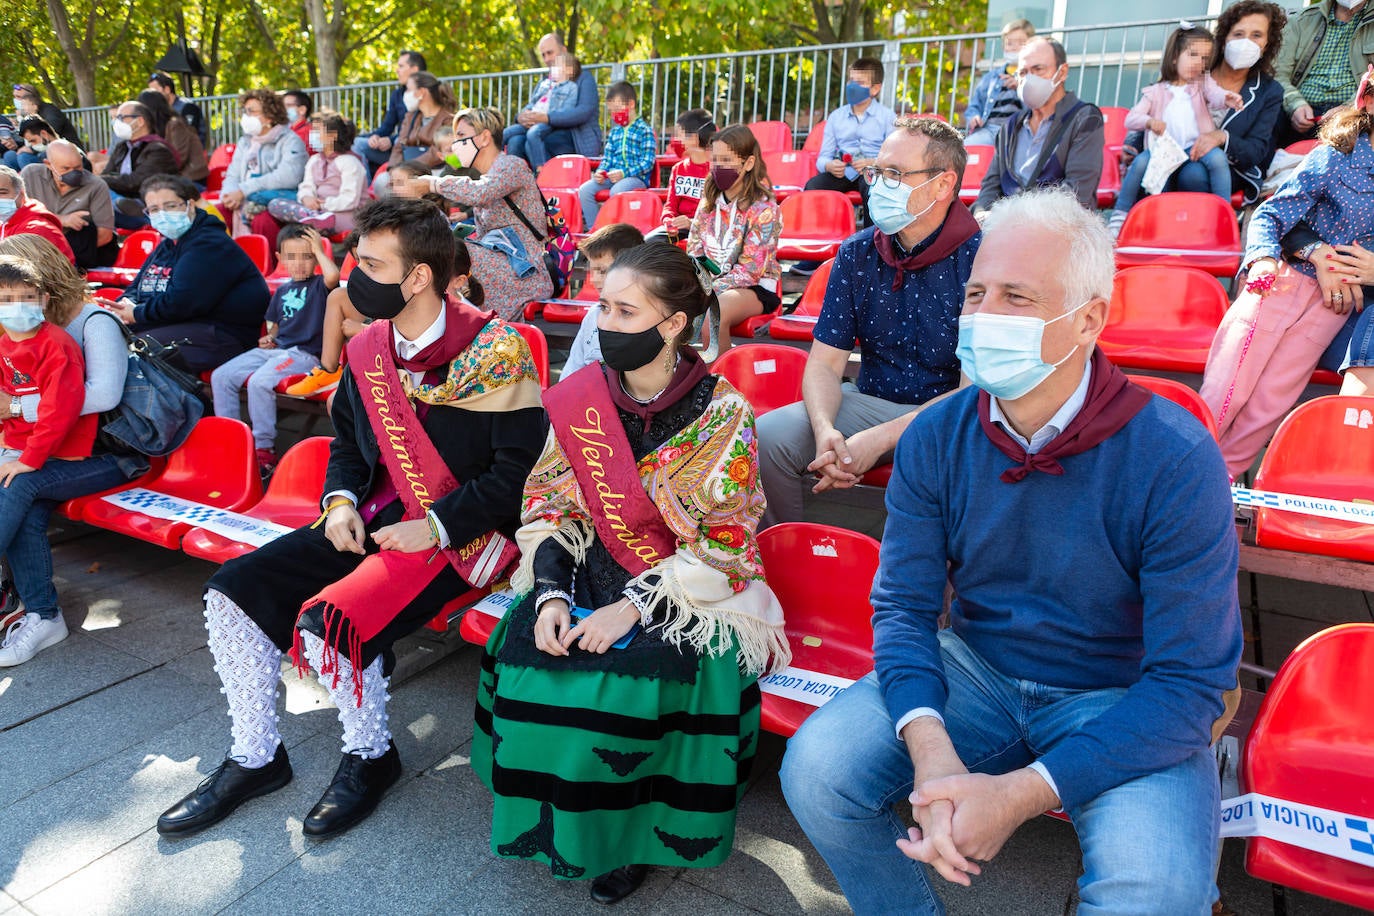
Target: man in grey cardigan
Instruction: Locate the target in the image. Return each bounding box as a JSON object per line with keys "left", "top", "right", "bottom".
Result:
{"left": 971, "top": 38, "right": 1103, "bottom": 218}
{"left": 510, "top": 32, "right": 604, "bottom": 168}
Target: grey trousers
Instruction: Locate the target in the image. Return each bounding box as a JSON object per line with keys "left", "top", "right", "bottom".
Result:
{"left": 757, "top": 383, "right": 917, "bottom": 535}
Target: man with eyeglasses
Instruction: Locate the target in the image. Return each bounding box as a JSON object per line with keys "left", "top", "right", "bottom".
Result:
{"left": 757, "top": 117, "right": 979, "bottom": 536}
{"left": 97, "top": 102, "right": 179, "bottom": 230}
{"left": 971, "top": 37, "right": 1104, "bottom": 217}
{"left": 20, "top": 140, "right": 115, "bottom": 268}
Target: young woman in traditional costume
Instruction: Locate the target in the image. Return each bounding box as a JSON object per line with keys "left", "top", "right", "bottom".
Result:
{"left": 472, "top": 241, "right": 790, "bottom": 904}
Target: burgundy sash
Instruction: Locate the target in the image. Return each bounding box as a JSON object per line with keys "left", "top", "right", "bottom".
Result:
{"left": 544, "top": 365, "right": 679, "bottom": 576}
{"left": 292, "top": 319, "right": 518, "bottom": 701}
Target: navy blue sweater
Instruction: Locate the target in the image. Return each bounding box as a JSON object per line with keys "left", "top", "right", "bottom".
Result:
{"left": 872, "top": 384, "right": 1242, "bottom": 810}
{"left": 128, "top": 209, "right": 270, "bottom": 348}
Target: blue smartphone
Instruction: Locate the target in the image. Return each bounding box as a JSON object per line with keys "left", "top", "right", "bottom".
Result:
{"left": 570, "top": 606, "right": 639, "bottom": 650}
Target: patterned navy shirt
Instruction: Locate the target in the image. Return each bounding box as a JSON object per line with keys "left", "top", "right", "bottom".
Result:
{"left": 813, "top": 224, "right": 980, "bottom": 405}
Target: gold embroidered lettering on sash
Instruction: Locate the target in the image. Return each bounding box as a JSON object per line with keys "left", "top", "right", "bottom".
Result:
{"left": 568, "top": 406, "right": 663, "bottom": 564}
{"left": 365, "top": 356, "right": 435, "bottom": 511}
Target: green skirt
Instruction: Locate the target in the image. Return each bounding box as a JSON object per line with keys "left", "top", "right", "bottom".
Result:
{"left": 472, "top": 595, "right": 760, "bottom": 879}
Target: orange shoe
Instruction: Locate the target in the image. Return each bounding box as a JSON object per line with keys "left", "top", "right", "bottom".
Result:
{"left": 284, "top": 365, "right": 342, "bottom": 397}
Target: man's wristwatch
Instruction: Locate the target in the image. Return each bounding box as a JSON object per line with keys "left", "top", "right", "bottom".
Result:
{"left": 9, "top": 396, "right": 21, "bottom": 418}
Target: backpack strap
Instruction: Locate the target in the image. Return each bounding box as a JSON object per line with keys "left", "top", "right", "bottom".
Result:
{"left": 501, "top": 193, "right": 546, "bottom": 242}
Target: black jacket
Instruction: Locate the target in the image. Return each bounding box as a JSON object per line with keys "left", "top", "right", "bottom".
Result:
{"left": 102, "top": 136, "right": 180, "bottom": 197}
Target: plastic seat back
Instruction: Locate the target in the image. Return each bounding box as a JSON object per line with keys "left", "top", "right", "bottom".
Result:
{"left": 115, "top": 229, "right": 161, "bottom": 270}
{"left": 801, "top": 123, "right": 825, "bottom": 153}
{"left": 339, "top": 252, "right": 356, "bottom": 283}
{"left": 711, "top": 344, "right": 807, "bottom": 416}
{"left": 765, "top": 150, "right": 819, "bottom": 196}
{"left": 207, "top": 143, "right": 236, "bottom": 171}
{"left": 545, "top": 188, "right": 583, "bottom": 234}
{"left": 1252, "top": 396, "right": 1374, "bottom": 562}
{"left": 1115, "top": 192, "right": 1241, "bottom": 277}
{"left": 959, "top": 145, "right": 994, "bottom": 202}
{"left": 1125, "top": 374, "right": 1220, "bottom": 441}
{"left": 590, "top": 190, "right": 663, "bottom": 235}
{"left": 252, "top": 436, "right": 332, "bottom": 527}
{"left": 758, "top": 523, "right": 882, "bottom": 736}
{"left": 1285, "top": 139, "right": 1319, "bottom": 157}
{"left": 1241, "top": 623, "right": 1374, "bottom": 910}
{"left": 151, "top": 417, "right": 262, "bottom": 508}
{"left": 1098, "top": 266, "right": 1228, "bottom": 373}
{"left": 1100, "top": 106, "right": 1129, "bottom": 154}
{"left": 1096, "top": 147, "right": 1123, "bottom": 207}
{"left": 235, "top": 234, "right": 272, "bottom": 275}
{"left": 777, "top": 190, "right": 857, "bottom": 261}
{"left": 510, "top": 321, "right": 550, "bottom": 389}
{"left": 537, "top": 154, "right": 593, "bottom": 192}
{"left": 749, "top": 120, "right": 793, "bottom": 155}
{"left": 769, "top": 259, "right": 834, "bottom": 341}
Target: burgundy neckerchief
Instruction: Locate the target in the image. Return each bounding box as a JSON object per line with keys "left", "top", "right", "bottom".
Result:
{"left": 392, "top": 296, "right": 494, "bottom": 375}
{"left": 872, "top": 200, "right": 980, "bottom": 290}
{"left": 976, "top": 347, "right": 1152, "bottom": 484}
{"left": 605, "top": 348, "right": 711, "bottom": 433}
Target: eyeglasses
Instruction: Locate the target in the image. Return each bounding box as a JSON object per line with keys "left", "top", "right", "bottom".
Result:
{"left": 112, "top": 114, "right": 139, "bottom": 122}
{"left": 861, "top": 166, "right": 943, "bottom": 189}
{"left": 145, "top": 201, "right": 190, "bottom": 216}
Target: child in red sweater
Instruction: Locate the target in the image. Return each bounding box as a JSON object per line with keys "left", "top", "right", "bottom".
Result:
{"left": 657, "top": 109, "right": 715, "bottom": 240}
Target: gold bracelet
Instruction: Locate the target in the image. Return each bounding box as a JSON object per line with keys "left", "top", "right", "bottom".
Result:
{"left": 310, "top": 497, "right": 354, "bottom": 529}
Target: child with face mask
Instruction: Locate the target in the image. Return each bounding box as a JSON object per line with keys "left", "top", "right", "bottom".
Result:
{"left": 654, "top": 109, "right": 715, "bottom": 241}
{"left": 265, "top": 111, "right": 368, "bottom": 239}
{"left": 1108, "top": 25, "right": 1244, "bottom": 237}
{"left": 577, "top": 81, "right": 658, "bottom": 226}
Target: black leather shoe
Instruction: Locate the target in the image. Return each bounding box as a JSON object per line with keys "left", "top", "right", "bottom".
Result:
{"left": 589, "top": 864, "right": 650, "bottom": 905}
{"left": 156, "top": 744, "right": 292, "bottom": 836}
{"left": 301, "top": 743, "right": 402, "bottom": 838}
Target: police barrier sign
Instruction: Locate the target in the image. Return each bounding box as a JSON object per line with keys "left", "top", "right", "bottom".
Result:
{"left": 758, "top": 667, "right": 856, "bottom": 707}
{"left": 1220, "top": 792, "right": 1374, "bottom": 867}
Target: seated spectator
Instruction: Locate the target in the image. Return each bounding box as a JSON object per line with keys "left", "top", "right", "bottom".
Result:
{"left": 157, "top": 197, "right": 545, "bottom": 842}
{"left": 212, "top": 225, "right": 338, "bottom": 472}
{"left": 685, "top": 124, "right": 781, "bottom": 355}
{"left": 14, "top": 117, "right": 59, "bottom": 169}
{"left": 1200, "top": 85, "right": 1374, "bottom": 479}
{"left": 561, "top": 222, "right": 646, "bottom": 376}
{"left": 0, "top": 115, "right": 21, "bottom": 171}
{"left": 653, "top": 108, "right": 714, "bottom": 241}
{"left": 99, "top": 101, "right": 179, "bottom": 230}
{"left": 388, "top": 71, "right": 456, "bottom": 170}
{"left": 447, "top": 231, "right": 485, "bottom": 305}
{"left": 971, "top": 38, "right": 1104, "bottom": 217}
{"left": 512, "top": 32, "right": 603, "bottom": 168}
{"left": 350, "top": 50, "right": 426, "bottom": 176}
{"left": 781, "top": 187, "right": 1242, "bottom": 916}
{"left": 578, "top": 82, "right": 656, "bottom": 227}
{"left": 758, "top": 117, "right": 978, "bottom": 534}
{"left": 432, "top": 122, "right": 458, "bottom": 172}
{"left": 807, "top": 57, "right": 895, "bottom": 213}
{"left": 473, "top": 242, "right": 788, "bottom": 905}
{"left": 0, "top": 166, "right": 75, "bottom": 264}
{"left": 1107, "top": 26, "right": 1241, "bottom": 237}
{"left": 1273, "top": 0, "right": 1374, "bottom": 147}
{"left": 964, "top": 20, "right": 1034, "bottom": 147}
{"left": 504, "top": 51, "right": 581, "bottom": 162}
{"left": 262, "top": 111, "right": 367, "bottom": 243}
{"left": 10, "top": 85, "right": 81, "bottom": 150}
{"left": 426, "top": 108, "right": 554, "bottom": 320}
{"left": 137, "top": 90, "right": 209, "bottom": 185}
{"left": 106, "top": 175, "right": 269, "bottom": 372}
{"left": 0, "top": 235, "right": 145, "bottom": 666}
{"left": 20, "top": 141, "right": 116, "bottom": 269}
{"left": 148, "top": 73, "right": 207, "bottom": 147}
{"left": 387, "top": 160, "right": 451, "bottom": 214}
{"left": 219, "top": 89, "right": 308, "bottom": 236}
{"left": 283, "top": 90, "right": 313, "bottom": 146}
{"left": 283, "top": 231, "right": 367, "bottom": 398}
{"left": 0, "top": 255, "right": 96, "bottom": 667}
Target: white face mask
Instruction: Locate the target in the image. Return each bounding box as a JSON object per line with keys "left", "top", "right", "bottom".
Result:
{"left": 240, "top": 114, "right": 263, "bottom": 136}
{"left": 1336, "top": 0, "right": 1362, "bottom": 9}
{"left": 1017, "top": 69, "right": 1063, "bottom": 110}
{"left": 1223, "top": 37, "right": 1263, "bottom": 71}
{"left": 111, "top": 118, "right": 133, "bottom": 141}
{"left": 403, "top": 92, "right": 420, "bottom": 112}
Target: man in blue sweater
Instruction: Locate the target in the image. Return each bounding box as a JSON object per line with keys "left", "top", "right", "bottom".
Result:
{"left": 781, "top": 188, "right": 1242, "bottom": 915}
{"left": 350, "top": 50, "right": 426, "bottom": 176}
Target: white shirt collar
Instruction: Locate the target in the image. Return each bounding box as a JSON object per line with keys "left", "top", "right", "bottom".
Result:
{"left": 988, "top": 360, "right": 1093, "bottom": 455}
{"left": 391, "top": 305, "right": 446, "bottom": 361}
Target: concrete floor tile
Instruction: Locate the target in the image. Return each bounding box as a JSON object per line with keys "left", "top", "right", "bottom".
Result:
{"left": 0, "top": 633, "right": 151, "bottom": 731}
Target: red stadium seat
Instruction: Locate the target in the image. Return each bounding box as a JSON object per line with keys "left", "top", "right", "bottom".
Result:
{"left": 757, "top": 523, "right": 881, "bottom": 737}
{"left": 1241, "top": 623, "right": 1374, "bottom": 911}
{"left": 181, "top": 436, "right": 332, "bottom": 563}
{"left": 749, "top": 120, "right": 793, "bottom": 156}
{"left": 776, "top": 190, "right": 856, "bottom": 262}
{"left": 1098, "top": 266, "right": 1228, "bottom": 373}
{"left": 711, "top": 344, "right": 808, "bottom": 416}
{"left": 1099, "top": 266, "right": 1231, "bottom": 373}
{"left": 1284, "top": 139, "right": 1319, "bottom": 157}
{"left": 859, "top": 464, "right": 892, "bottom": 487}
{"left": 960, "top": 145, "right": 994, "bottom": 203}
{"left": 1252, "top": 396, "right": 1374, "bottom": 563}
{"left": 339, "top": 252, "right": 356, "bottom": 282}
{"left": 433, "top": 586, "right": 496, "bottom": 635}
{"left": 81, "top": 417, "right": 264, "bottom": 549}
{"left": 540, "top": 277, "right": 599, "bottom": 324}
{"left": 207, "top": 143, "right": 237, "bottom": 171}
{"left": 86, "top": 228, "right": 160, "bottom": 287}
{"left": 765, "top": 150, "right": 820, "bottom": 201}
{"left": 57, "top": 458, "right": 167, "bottom": 522}
{"left": 1096, "top": 147, "right": 1122, "bottom": 208}
{"left": 1114, "top": 192, "right": 1242, "bottom": 277}
{"left": 587, "top": 190, "right": 663, "bottom": 236}
{"left": 537, "top": 154, "right": 593, "bottom": 193}
{"left": 1125, "top": 374, "right": 1220, "bottom": 441}
{"left": 1100, "top": 106, "right": 1129, "bottom": 156}
{"left": 801, "top": 123, "right": 826, "bottom": 154}
{"left": 510, "top": 321, "right": 550, "bottom": 389}
{"left": 235, "top": 234, "right": 272, "bottom": 275}
{"left": 545, "top": 188, "right": 583, "bottom": 235}
{"left": 770, "top": 258, "right": 834, "bottom": 341}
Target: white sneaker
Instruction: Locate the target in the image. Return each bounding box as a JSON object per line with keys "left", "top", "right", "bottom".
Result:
{"left": 0, "top": 612, "right": 69, "bottom": 666}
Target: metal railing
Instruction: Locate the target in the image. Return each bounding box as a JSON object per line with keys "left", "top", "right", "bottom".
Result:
{"left": 65, "top": 15, "right": 1213, "bottom": 153}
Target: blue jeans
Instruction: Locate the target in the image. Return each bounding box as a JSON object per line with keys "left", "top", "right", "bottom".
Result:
{"left": 780, "top": 631, "right": 1220, "bottom": 916}
{"left": 578, "top": 175, "right": 648, "bottom": 227}
{"left": 503, "top": 124, "right": 530, "bottom": 162}
{"left": 110, "top": 190, "right": 150, "bottom": 230}
{"left": 1118, "top": 146, "right": 1231, "bottom": 212}
{"left": 526, "top": 126, "right": 576, "bottom": 170}
{"left": 350, "top": 135, "right": 393, "bottom": 175}
{"left": 211, "top": 346, "right": 321, "bottom": 449}
{"left": 2, "top": 453, "right": 137, "bottom": 619}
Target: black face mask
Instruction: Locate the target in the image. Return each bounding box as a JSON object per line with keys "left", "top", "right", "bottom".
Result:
{"left": 599, "top": 318, "right": 671, "bottom": 372}
{"left": 348, "top": 265, "right": 414, "bottom": 320}
{"left": 59, "top": 169, "right": 85, "bottom": 187}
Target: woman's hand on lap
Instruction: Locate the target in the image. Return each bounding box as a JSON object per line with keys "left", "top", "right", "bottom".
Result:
{"left": 535, "top": 598, "right": 572, "bottom": 656}
{"left": 560, "top": 599, "right": 641, "bottom": 655}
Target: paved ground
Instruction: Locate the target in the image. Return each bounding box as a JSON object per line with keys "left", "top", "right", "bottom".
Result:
{"left": 0, "top": 519, "right": 1368, "bottom": 915}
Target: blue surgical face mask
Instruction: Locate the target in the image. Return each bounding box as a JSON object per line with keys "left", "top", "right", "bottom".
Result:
{"left": 0, "top": 198, "right": 17, "bottom": 223}
{"left": 0, "top": 302, "right": 46, "bottom": 333}
{"left": 845, "top": 81, "right": 872, "bottom": 107}
{"left": 867, "top": 172, "right": 941, "bottom": 236}
{"left": 150, "top": 208, "right": 193, "bottom": 240}
{"left": 956, "top": 300, "right": 1088, "bottom": 400}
